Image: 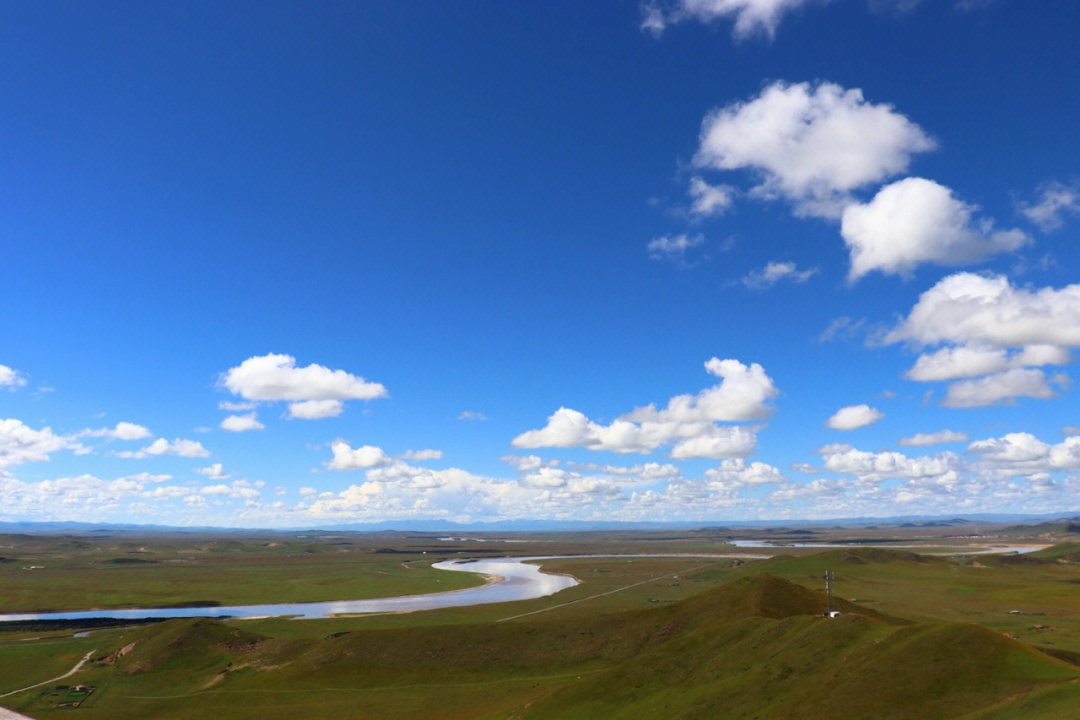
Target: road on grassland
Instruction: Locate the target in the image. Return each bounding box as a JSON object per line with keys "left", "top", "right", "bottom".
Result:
{"left": 0, "top": 649, "right": 95, "bottom": 699}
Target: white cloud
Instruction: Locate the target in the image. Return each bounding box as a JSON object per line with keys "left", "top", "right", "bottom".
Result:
{"left": 694, "top": 81, "right": 935, "bottom": 218}
{"left": 501, "top": 454, "right": 557, "bottom": 472}
{"left": 220, "top": 353, "right": 387, "bottom": 419}
{"left": 287, "top": 399, "right": 344, "bottom": 419}
{"left": 668, "top": 427, "right": 759, "bottom": 459}
{"left": 826, "top": 404, "right": 883, "bottom": 430}
{"left": 513, "top": 358, "right": 776, "bottom": 458}
{"left": 0, "top": 365, "right": 27, "bottom": 389}
{"left": 457, "top": 411, "right": 488, "bottom": 421}
{"left": 886, "top": 273, "right": 1079, "bottom": 408}
{"left": 740, "top": 261, "right": 818, "bottom": 289}
{"left": 704, "top": 458, "right": 785, "bottom": 490}
{"left": 1019, "top": 181, "right": 1080, "bottom": 232}
{"left": 641, "top": 0, "right": 818, "bottom": 39}
{"left": 566, "top": 461, "right": 681, "bottom": 479}
{"left": 899, "top": 430, "right": 969, "bottom": 447}
{"left": 120, "top": 472, "right": 173, "bottom": 484}
{"left": 0, "top": 474, "right": 170, "bottom": 519}
{"left": 116, "top": 438, "right": 209, "bottom": 459}
{"left": 906, "top": 344, "right": 1071, "bottom": 382}
{"left": 401, "top": 448, "right": 443, "bottom": 461}
{"left": 885, "top": 273, "right": 1080, "bottom": 349}
{"left": 325, "top": 441, "right": 392, "bottom": 471}
{"left": 1064, "top": 426, "right": 1080, "bottom": 437}
{"left": 218, "top": 400, "right": 255, "bottom": 411}
{"left": 0, "top": 419, "right": 86, "bottom": 469}
{"left": 790, "top": 462, "right": 819, "bottom": 474}
{"left": 200, "top": 481, "right": 260, "bottom": 501}
{"left": 941, "top": 368, "right": 1062, "bottom": 408}
{"left": 220, "top": 413, "right": 265, "bottom": 432}
{"left": 80, "top": 422, "right": 153, "bottom": 441}
{"left": 647, "top": 234, "right": 705, "bottom": 263}
{"left": 687, "top": 176, "right": 734, "bottom": 217}
{"left": 969, "top": 433, "right": 1080, "bottom": 475}
{"left": 821, "top": 446, "right": 963, "bottom": 483}
{"left": 841, "top": 178, "right": 1030, "bottom": 280}
{"left": 196, "top": 463, "right": 229, "bottom": 480}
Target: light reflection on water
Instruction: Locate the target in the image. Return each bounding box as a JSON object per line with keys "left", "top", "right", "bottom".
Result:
{"left": 0, "top": 553, "right": 770, "bottom": 623}
{"left": 0, "top": 556, "right": 580, "bottom": 623}
{"left": 728, "top": 540, "right": 1043, "bottom": 554}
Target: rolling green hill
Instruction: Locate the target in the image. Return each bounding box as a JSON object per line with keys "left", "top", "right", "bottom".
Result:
{"left": 8, "top": 571, "right": 1078, "bottom": 720}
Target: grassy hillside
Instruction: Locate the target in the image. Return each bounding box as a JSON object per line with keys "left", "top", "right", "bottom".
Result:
{"left": 5, "top": 571, "right": 1077, "bottom": 720}
{"left": 520, "top": 575, "right": 1077, "bottom": 720}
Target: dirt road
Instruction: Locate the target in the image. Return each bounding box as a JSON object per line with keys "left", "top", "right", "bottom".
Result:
{"left": 0, "top": 649, "right": 95, "bottom": 699}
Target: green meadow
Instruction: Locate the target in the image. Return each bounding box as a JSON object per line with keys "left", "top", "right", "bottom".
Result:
{"left": 2, "top": 526, "right": 1079, "bottom": 719}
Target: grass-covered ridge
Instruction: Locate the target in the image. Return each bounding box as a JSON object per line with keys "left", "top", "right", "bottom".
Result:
{"left": 6, "top": 570, "right": 1079, "bottom": 720}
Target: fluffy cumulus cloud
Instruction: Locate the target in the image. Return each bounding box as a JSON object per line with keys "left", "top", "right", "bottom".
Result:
{"left": 0, "top": 472, "right": 225, "bottom": 522}
{"left": 968, "top": 433, "right": 1080, "bottom": 476}
{"left": 825, "top": 404, "right": 883, "bottom": 430}
{"left": 325, "top": 441, "right": 392, "bottom": 471}
{"left": 740, "top": 261, "right": 818, "bottom": 289}
{"left": 115, "top": 438, "right": 209, "bottom": 459}
{"left": 704, "top": 458, "right": 785, "bottom": 490}
{"left": 898, "top": 430, "right": 969, "bottom": 447}
{"left": 287, "top": 400, "right": 344, "bottom": 419}
{"left": 647, "top": 234, "right": 705, "bottom": 263}
{"left": 220, "top": 413, "right": 266, "bottom": 432}
{"left": 693, "top": 81, "right": 935, "bottom": 218}
{"left": 687, "top": 177, "right": 734, "bottom": 217}
{"left": 0, "top": 365, "right": 27, "bottom": 389}
{"left": 303, "top": 456, "right": 699, "bottom": 523}
{"left": 196, "top": 463, "right": 230, "bottom": 480}
{"left": 501, "top": 454, "right": 558, "bottom": 472}
{"left": 767, "top": 430, "right": 1080, "bottom": 519}
{"left": 905, "top": 345, "right": 1070, "bottom": 382}
{"left": 200, "top": 481, "right": 261, "bottom": 502}
{"left": 513, "top": 358, "right": 777, "bottom": 458}
{"left": 841, "top": 178, "right": 1029, "bottom": 280}
{"left": 0, "top": 419, "right": 86, "bottom": 469}
{"left": 641, "top": 0, "right": 818, "bottom": 39}
{"left": 886, "top": 273, "right": 1080, "bottom": 407}
{"left": 941, "top": 368, "right": 1065, "bottom": 408}
{"left": 1019, "top": 181, "right": 1080, "bottom": 232}
{"left": 821, "top": 446, "right": 964, "bottom": 483}
{"left": 219, "top": 354, "right": 387, "bottom": 420}
{"left": 79, "top": 422, "right": 153, "bottom": 441}
{"left": 886, "top": 273, "right": 1080, "bottom": 349}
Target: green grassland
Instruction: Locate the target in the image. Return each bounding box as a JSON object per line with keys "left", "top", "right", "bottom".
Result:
{"left": 2, "top": 527, "right": 1080, "bottom": 719}
{"left": 0, "top": 533, "right": 490, "bottom": 612}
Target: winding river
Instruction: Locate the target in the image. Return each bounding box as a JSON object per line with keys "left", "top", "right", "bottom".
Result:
{"left": 0, "top": 556, "right": 579, "bottom": 623}
{"left": 0, "top": 545, "right": 1034, "bottom": 623}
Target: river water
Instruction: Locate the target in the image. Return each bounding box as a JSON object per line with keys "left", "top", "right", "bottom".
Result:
{"left": 0, "top": 556, "right": 582, "bottom": 623}
{"left": 0, "top": 545, "right": 1022, "bottom": 623}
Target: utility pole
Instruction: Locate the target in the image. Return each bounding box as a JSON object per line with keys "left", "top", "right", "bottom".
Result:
{"left": 825, "top": 570, "right": 834, "bottom": 615}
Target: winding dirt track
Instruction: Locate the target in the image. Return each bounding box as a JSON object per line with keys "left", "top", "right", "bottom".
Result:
{"left": 0, "top": 649, "right": 95, "bottom": 699}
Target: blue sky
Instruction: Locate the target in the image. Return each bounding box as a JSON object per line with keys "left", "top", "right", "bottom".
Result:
{"left": 3, "top": 0, "right": 1079, "bottom": 526}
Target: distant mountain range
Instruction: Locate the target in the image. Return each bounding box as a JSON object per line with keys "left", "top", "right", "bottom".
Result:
{"left": 1, "top": 512, "right": 1079, "bottom": 534}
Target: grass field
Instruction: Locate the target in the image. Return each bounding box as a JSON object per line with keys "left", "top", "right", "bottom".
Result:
{"left": 2, "top": 524, "right": 1079, "bottom": 719}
